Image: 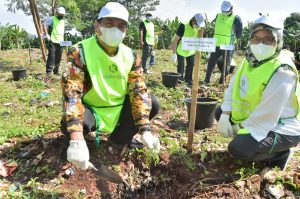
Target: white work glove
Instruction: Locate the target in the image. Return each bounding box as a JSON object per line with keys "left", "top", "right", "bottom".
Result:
{"left": 141, "top": 131, "right": 161, "bottom": 152}
{"left": 217, "top": 114, "right": 233, "bottom": 138}
{"left": 171, "top": 53, "right": 177, "bottom": 64}
{"left": 151, "top": 50, "right": 156, "bottom": 56}
{"left": 46, "top": 34, "right": 51, "bottom": 41}
{"left": 67, "top": 140, "right": 90, "bottom": 170}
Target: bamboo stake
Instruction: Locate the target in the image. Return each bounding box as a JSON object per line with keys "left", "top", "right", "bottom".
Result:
{"left": 187, "top": 29, "right": 204, "bottom": 151}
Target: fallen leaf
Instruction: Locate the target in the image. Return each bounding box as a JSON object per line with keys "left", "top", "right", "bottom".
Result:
{"left": 0, "top": 160, "right": 19, "bottom": 177}
{"left": 266, "top": 184, "right": 285, "bottom": 199}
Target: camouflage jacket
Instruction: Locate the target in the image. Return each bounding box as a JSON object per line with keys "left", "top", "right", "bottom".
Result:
{"left": 61, "top": 42, "right": 152, "bottom": 134}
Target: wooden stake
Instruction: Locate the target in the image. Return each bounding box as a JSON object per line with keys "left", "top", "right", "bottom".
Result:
{"left": 187, "top": 29, "right": 204, "bottom": 151}
{"left": 28, "top": 0, "right": 47, "bottom": 62}
{"left": 223, "top": 50, "right": 227, "bottom": 87}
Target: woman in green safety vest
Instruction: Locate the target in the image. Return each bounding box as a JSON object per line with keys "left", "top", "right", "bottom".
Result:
{"left": 62, "top": 2, "right": 161, "bottom": 170}
{"left": 215, "top": 15, "right": 300, "bottom": 170}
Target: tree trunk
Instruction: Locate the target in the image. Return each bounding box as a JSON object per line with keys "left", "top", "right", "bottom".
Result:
{"left": 28, "top": 0, "right": 47, "bottom": 62}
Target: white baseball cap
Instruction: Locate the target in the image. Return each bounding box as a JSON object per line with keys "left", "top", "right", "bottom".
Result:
{"left": 221, "top": 0, "right": 232, "bottom": 12}
{"left": 98, "top": 2, "right": 129, "bottom": 23}
{"left": 194, "top": 13, "right": 206, "bottom": 27}
{"left": 56, "top": 7, "right": 65, "bottom": 15}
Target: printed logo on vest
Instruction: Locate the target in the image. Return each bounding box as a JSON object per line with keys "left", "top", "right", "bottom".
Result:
{"left": 240, "top": 75, "right": 248, "bottom": 98}
{"left": 109, "top": 64, "right": 118, "bottom": 73}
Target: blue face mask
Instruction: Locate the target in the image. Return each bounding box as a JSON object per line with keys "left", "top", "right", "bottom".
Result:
{"left": 146, "top": 16, "right": 152, "bottom": 21}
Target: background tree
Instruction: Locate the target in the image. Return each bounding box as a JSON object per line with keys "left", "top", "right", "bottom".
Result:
{"left": 284, "top": 12, "right": 300, "bottom": 52}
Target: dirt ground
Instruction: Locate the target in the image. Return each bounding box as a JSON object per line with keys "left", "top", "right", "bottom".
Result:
{"left": 1, "top": 110, "right": 299, "bottom": 198}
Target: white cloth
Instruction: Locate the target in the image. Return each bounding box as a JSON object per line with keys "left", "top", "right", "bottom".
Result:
{"left": 141, "top": 131, "right": 161, "bottom": 151}
{"left": 67, "top": 140, "right": 90, "bottom": 170}
{"left": 217, "top": 114, "right": 234, "bottom": 137}
{"left": 222, "top": 65, "right": 300, "bottom": 142}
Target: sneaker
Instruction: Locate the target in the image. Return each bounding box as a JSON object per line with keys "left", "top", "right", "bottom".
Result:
{"left": 129, "top": 138, "right": 144, "bottom": 149}
{"left": 144, "top": 69, "right": 151, "bottom": 74}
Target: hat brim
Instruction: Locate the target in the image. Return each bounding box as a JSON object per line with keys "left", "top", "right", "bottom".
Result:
{"left": 221, "top": 6, "right": 232, "bottom": 12}
{"left": 98, "top": 16, "right": 130, "bottom": 24}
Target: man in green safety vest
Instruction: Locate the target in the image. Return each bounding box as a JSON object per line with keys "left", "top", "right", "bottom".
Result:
{"left": 61, "top": 2, "right": 161, "bottom": 170}
{"left": 203, "top": 0, "right": 243, "bottom": 84}
{"left": 43, "top": 7, "right": 66, "bottom": 77}
{"left": 215, "top": 15, "right": 300, "bottom": 170}
{"left": 139, "top": 13, "right": 155, "bottom": 74}
{"left": 171, "top": 13, "right": 206, "bottom": 85}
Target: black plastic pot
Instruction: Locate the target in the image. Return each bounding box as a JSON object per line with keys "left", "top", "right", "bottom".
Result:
{"left": 162, "top": 72, "right": 181, "bottom": 87}
{"left": 12, "top": 69, "right": 27, "bottom": 81}
{"left": 185, "top": 97, "right": 218, "bottom": 130}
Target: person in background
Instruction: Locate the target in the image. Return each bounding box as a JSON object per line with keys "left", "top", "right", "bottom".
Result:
{"left": 203, "top": 0, "right": 243, "bottom": 84}
{"left": 171, "top": 13, "right": 206, "bottom": 86}
{"left": 149, "top": 35, "right": 159, "bottom": 67}
{"left": 62, "top": 2, "right": 160, "bottom": 170}
{"left": 43, "top": 7, "right": 66, "bottom": 77}
{"left": 215, "top": 15, "right": 300, "bottom": 170}
{"left": 140, "top": 13, "right": 155, "bottom": 74}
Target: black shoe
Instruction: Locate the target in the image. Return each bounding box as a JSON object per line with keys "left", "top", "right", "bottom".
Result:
{"left": 128, "top": 138, "right": 144, "bottom": 149}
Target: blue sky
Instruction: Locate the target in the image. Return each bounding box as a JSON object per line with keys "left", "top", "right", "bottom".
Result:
{"left": 1, "top": 0, "right": 300, "bottom": 34}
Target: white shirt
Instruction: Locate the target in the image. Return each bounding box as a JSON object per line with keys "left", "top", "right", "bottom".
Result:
{"left": 44, "top": 16, "right": 53, "bottom": 28}
{"left": 222, "top": 65, "right": 300, "bottom": 142}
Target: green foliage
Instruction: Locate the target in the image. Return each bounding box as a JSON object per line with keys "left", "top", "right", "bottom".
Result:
{"left": 284, "top": 12, "right": 300, "bottom": 51}
{"left": 0, "top": 23, "right": 29, "bottom": 50}
{"left": 236, "top": 163, "right": 259, "bottom": 179}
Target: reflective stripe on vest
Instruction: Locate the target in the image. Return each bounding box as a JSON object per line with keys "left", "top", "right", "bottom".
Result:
{"left": 51, "top": 16, "right": 65, "bottom": 43}
{"left": 143, "top": 20, "right": 155, "bottom": 45}
{"left": 177, "top": 22, "right": 198, "bottom": 57}
{"left": 231, "top": 51, "right": 300, "bottom": 124}
{"left": 214, "top": 13, "right": 236, "bottom": 47}
{"left": 81, "top": 36, "right": 134, "bottom": 133}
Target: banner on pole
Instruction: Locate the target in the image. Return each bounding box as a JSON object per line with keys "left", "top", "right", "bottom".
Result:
{"left": 220, "top": 44, "right": 234, "bottom": 51}
{"left": 182, "top": 37, "right": 216, "bottom": 52}
{"left": 60, "top": 41, "right": 73, "bottom": 47}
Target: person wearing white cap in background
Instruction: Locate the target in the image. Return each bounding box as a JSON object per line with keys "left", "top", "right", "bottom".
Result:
{"left": 214, "top": 15, "right": 300, "bottom": 170}
{"left": 139, "top": 13, "right": 155, "bottom": 74}
{"left": 43, "top": 7, "right": 66, "bottom": 77}
{"left": 171, "top": 13, "right": 206, "bottom": 86}
{"left": 61, "top": 2, "right": 161, "bottom": 170}
{"left": 203, "top": 0, "right": 243, "bottom": 84}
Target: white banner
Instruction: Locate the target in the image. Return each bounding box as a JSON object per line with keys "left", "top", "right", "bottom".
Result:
{"left": 60, "top": 41, "right": 73, "bottom": 47}
{"left": 182, "top": 37, "right": 216, "bottom": 52}
{"left": 220, "top": 44, "right": 234, "bottom": 51}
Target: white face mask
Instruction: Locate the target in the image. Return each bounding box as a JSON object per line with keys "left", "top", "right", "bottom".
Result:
{"left": 250, "top": 43, "right": 276, "bottom": 61}
{"left": 99, "top": 27, "right": 125, "bottom": 47}
{"left": 146, "top": 16, "right": 152, "bottom": 21}
{"left": 193, "top": 24, "right": 199, "bottom": 29}
{"left": 223, "top": 11, "right": 232, "bottom": 16}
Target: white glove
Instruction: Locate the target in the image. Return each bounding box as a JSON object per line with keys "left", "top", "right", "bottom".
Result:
{"left": 46, "top": 34, "right": 51, "bottom": 41}
{"left": 171, "top": 53, "right": 177, "bottom": 64}
{"left": 67, "top": 140, "right": 90, "bottom": 170}
{"left": 141, "top": 131, "right": 161, "bottom": 152}
{"left": 151, "top": 50, "right": 156, "bottom": 56}
{"left": 217, "top": 114, "right": 233, "bottom": 138}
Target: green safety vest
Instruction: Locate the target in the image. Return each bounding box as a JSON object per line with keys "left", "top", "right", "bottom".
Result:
{"left": 214, "top": 13, "right": 236, "bottom": 47}
{"left": 231, "top": 51, "right": 300, "bottom": 124}
{"left": 177, "top": 22, "right": 198, "bottom": 57}
{"left": 81, "top": 36, "right": 134, "bottom": 133}
{"left": 51, "top": 16, "right": 65, "bottom": 44}
{"left": 143, "top": 20, "right": 155, "bottom": 45}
